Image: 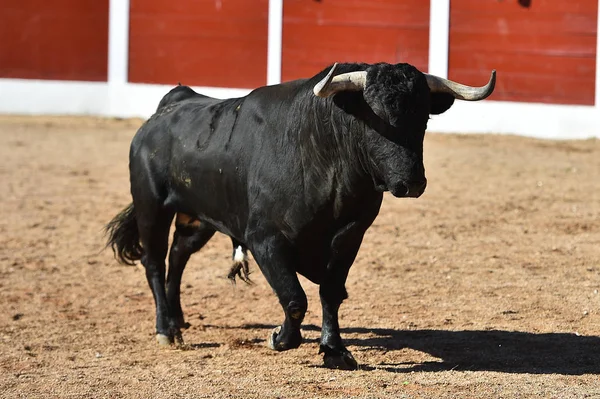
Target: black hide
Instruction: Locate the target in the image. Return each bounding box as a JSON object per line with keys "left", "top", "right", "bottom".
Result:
{"left": 106, "top": 62, "right": 458, "bottom": 369}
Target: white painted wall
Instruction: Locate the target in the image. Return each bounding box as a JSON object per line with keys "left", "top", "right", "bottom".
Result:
{"left": 0, "top": 0, "right": 598, "bottom": 139}
{"left": 428, "top": 100, "right": 600, "bottom": 140}
{"left": 0, "top": 79, "right": 251, "bottom": 119}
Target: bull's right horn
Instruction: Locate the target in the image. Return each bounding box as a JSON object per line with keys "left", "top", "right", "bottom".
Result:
{"left": 313, "top": 63, "right": 367, "bottom": 98}
{"left": 425, "top": 70, "right": 496, "bottom": 101}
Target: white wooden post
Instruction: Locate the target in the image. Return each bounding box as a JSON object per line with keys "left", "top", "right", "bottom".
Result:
{"left": 428, "top": 0, "right": 450, "bottom": 78}
{"left": 267, "top": 0, "right": 283, "bottom": 85}
{"left": 108, "top": 0, "right": 130, "bottom": 85}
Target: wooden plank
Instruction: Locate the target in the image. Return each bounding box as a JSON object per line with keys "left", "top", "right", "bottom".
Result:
{"left": 282, "top": 28, "right": 428, "bottom": 81}
{"left": 129, "top": 0, "right": 268, "bottom": 88}
{"left": 451, "top": 0, "right": 598, "bottom": 14}
{"left": 451, "top": 70, "right": 595, "bottom": 105}
{"left": 130, "top": 37, "right": 267, "bottom": 88}
{"left": 131, "top": 0, "right": 265, "bottom": 19}
{"left": 284, "top": 0, "right": 428, "bottom": 28}
{"left": 0, "top": 0, "right": 108, "bottom": 81}
{"left": 131, "top": 16, "right": 266, "bottom": 41}
{"left": 450, "top": 32, "right": 596, "bottom": 57}
{"left": 451, "top": 10, "right": 597, "bottom": 35}
{"left": 449, "top": 0, "right": 597, "bottom": 105}
{"left": 282, "top": 0, "right": 429, "bottom": 82}
{"left": 450, "top": 51, "right": 596, "bottom": 80}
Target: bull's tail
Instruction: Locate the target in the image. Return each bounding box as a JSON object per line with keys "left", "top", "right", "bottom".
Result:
{"left": 105, "top": 203, "right": 143, "bottom": 265}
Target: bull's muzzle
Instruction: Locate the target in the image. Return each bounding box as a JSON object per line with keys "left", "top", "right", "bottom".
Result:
{"left": 392, "top": 179, "right": 427, "bottom": 198}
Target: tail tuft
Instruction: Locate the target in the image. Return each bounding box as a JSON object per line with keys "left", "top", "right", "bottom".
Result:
{"left": 105, "top": 203, "right": 143, "bottom": 265}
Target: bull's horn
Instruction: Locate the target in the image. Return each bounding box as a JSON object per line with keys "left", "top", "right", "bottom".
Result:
{"left": 314, "top": 64, "right": 496, "bottom": 101}
{"left": 425, "top": 70, "right": 496, "bottom": 101}
{"left": 313, "top": 63, "right": 367, "bottom": 98}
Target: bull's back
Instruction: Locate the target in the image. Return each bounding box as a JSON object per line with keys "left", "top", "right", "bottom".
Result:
{"left": 129, "top": 81, "right": 333, "bottom": 242}
{"left": 133, "top": 94, "right": 257, "bottom": 237}
{"left": 129, "top": 93, "right": 223, "bottom": 193}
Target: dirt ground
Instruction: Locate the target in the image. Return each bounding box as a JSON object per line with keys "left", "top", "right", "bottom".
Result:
{"left": 0, "top": 115, "right": 599, "bottom": 399}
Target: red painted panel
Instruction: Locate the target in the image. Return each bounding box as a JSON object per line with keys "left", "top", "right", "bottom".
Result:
{"left": 449, "top": 0, "right": 597, "bottom": 105}
{"left": 129, "top": 0, "right": 268, "bottom": 88}
{"left": 0, "top": 1, "right": 108, "bottom": 81}
{"left": 452, "top": 0, "right": 596, "bottom": 14}
{"left": 282, "top": 0, "right": 430, "bottom": 82}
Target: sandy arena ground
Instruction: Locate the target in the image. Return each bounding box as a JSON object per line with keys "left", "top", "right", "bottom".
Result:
{"left": 0, "top": 115, "right": 599, "bottom": 398}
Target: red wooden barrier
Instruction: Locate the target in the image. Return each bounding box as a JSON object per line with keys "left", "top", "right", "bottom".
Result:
{"left": 449, "top": 0, "right": 598, "bottom": 105}
{"left": 0, "top": 0, "right": 108, "bottom": 81}
{"left": 128, "top": 0, "right": 268, "bottom": 88}
{"left": 282, "top": 0, "right": 430, "bottom": 82}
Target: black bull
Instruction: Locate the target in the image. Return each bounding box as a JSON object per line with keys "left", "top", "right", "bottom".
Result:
{"left": 106, "top": 62, "right": 495, "bottom": 369}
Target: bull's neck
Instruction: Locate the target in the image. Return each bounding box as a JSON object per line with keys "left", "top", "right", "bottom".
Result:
{"left": 296, "top": 96, "right": 374, "bottom": 194}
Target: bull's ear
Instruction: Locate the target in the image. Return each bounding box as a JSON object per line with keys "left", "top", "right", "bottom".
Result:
{"left": 430, "top": 93, "right": 455, "bottom": 115}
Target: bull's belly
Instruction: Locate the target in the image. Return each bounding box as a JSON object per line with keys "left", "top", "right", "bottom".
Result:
{"left": 295, "top": 264, "right": 325, "bottom": 285}
{"left": 167, "top": 187, "right": 247, "bottom": 241}
{"left": 293, "top": 245, "right": 332, "bottom": 285}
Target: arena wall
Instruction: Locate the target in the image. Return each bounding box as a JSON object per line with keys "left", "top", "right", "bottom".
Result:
{"left": 0, "top": 1, "right": 109, "bottom": 82}
{"left": 449, "top": 0, "right": 597, "bottom": 106}
{"left": 0, "top": 0, "right": 599, "bottom": 139}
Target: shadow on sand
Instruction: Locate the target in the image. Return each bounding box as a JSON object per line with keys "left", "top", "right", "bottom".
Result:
{"left": 232, "top": 323, "right": 600, "bottom": 375}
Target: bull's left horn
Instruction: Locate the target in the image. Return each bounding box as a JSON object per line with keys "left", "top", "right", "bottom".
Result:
{"left": 313, "top": 63, "right": 367, "bottom": 98}
{"left": 425, "top": 70, "right": 496, "bottom": 101}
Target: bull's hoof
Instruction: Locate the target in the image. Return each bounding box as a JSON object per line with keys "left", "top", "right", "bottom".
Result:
{"left": 156, "top": 331, "right": 184, "bottom": 347}
{"left": 267, "top": 326, "right": 282, "bottom": 350}
{"left": 323, "top": 351, "right": 358, "bottom": 370}
{"left": 320, "top": 345, "right": 358, "bottom": 370}
{"left": 267, "top": 326, "right": 302, "bottom": 351}
{"left": 174, "top": 332, "right": 185, "bottom": 346}
{"left": 156, "top": 334, "right": 173, "bottom": 346}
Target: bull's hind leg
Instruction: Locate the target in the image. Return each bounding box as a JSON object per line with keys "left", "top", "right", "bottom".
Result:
{"left": 251, "top": 234, "right": 307, "bottom": 351}
{"left": 166, "top": 215, "right": 216, "bottom": 339}
{"left": 135, "top": 205, "right": 175, "bottom": 346}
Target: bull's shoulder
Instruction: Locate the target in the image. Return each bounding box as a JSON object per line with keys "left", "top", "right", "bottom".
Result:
{"left": 156, "top": 85, "right": 215, "bottom": 111}
{"left": 156, "top": 95, "right": 221, "bottom": 118}
{"left": 245, "top": 79, "right": 309, "bottom": 105}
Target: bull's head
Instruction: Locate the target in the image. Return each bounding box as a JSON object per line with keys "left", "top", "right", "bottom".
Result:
{"left": 313, "top": 63, "right": 496, "bottom": 198}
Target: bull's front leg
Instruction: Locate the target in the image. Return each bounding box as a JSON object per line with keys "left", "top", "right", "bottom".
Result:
{"left": 319, "top": 271, "right": 356, "bottom": 369}
{"left": 319, "top": 223, "right": 367, "bottom": 370}
{"left": 251, "top": 234, "right": 307, "bottom": 351}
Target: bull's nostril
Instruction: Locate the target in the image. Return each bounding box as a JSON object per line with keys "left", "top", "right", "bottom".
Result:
{"left": 391, "top": 181, "right": 426, "bottom": 198}
{"left": 405, "top": 180, "right": 427, "bottom": 198}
